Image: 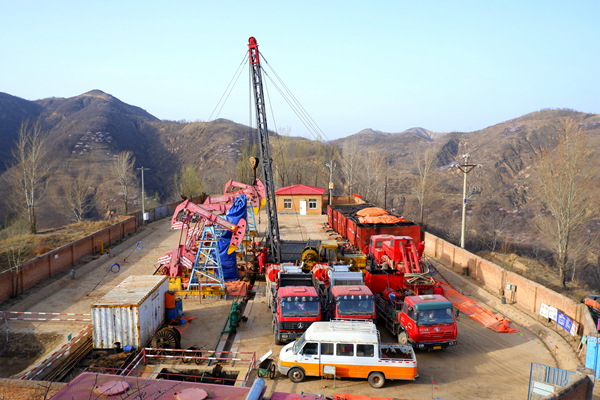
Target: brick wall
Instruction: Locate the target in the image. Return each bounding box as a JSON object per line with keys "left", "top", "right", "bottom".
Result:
{"left": 0, "top": 199, "right": 200, "bottom": 305}
{"left": 0, "top": 216, "right": 137, "bottom": 304}
{"left": 424, "top": 232, "right": 596, "bottom": 359}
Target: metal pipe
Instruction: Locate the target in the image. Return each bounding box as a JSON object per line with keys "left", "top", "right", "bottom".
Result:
{"left": 244, "top": 378, "right": 266, "bottom": 400}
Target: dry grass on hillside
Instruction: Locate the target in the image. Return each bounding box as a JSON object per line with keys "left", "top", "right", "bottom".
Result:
{"left": 0, "top": 220, "right": 120, "bottom": 272}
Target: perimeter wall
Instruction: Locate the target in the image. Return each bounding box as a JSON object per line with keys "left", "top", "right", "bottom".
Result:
{"left": 424, "top": 232, "right": 597, "bottom": 360}
{"left": 0, "top": 196, "right": 204, "bottom": 305}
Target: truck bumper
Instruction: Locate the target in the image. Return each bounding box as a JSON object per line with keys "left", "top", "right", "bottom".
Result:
{"left": 414, "top": 340, "right": 457, "bottom": 350}
{"left": 279, "top": 331, "right": 304, "bottom": 342}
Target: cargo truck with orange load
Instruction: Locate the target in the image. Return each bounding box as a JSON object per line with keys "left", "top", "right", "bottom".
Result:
{"left": 327, "top": 204, "right": 421, "bottom": 254}
{"left": 277, "top": 320, "right": 417, "bottom": 388}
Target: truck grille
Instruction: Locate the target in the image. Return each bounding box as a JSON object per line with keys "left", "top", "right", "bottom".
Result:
{"left": 281, "top": 321, "right": 314, "bottom": 330}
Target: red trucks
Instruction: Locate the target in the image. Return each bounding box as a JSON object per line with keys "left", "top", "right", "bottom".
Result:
{"left": 330, "top": 285, "right": 376, "bottom": 321}
{"left": 313, "top": 265, "right": 376, "bottom": 322}
{"left": 376, "top": 293, "right": 458, "bottom": 350}
{"left": 268, "top": 265, "right": 322, "bottom": 345}
{"left": 365, "top": 270, "right": 458, "bottom": 349}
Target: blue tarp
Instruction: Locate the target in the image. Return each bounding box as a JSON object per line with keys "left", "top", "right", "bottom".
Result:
{"left": 216, "top": 194, "right": 247, "bottom": 281}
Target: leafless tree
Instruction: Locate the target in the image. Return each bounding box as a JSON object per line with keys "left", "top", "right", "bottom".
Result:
{"left": 174, "top": 164, "right": 203, "bottom": 200}
{"left": 111, "top": 151, "right": 136, "bottom": 214}
{"left": 477, "top": 209, "right": 511, "bottom": 251}
{"left": 5, "top": 120, "right": 51, "bottom": 234}
{"left": 357, "top": 149, "right": 387, "bottom": 206}
{"left": 0, "top": 217, "right": 30, "bottom": 270}
{"left": 59, "top": 175, "right": 96, "bottom": 222}
{"left": 530, "top": 118, "right": 599, "bottom": 288}
{"left": 410, "top": 144, "right": 442, "bottom": 226}
{"left": 340, "top": 137, "right": 361, "bottom": 196}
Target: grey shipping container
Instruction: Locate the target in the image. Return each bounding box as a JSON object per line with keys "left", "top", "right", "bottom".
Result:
{"left": 91, "top": 275, "right": 168, "bottom": 350}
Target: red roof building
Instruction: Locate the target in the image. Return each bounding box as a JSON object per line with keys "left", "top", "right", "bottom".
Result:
{"left": 274, "top": 184, "right": 326, "bottom": 215}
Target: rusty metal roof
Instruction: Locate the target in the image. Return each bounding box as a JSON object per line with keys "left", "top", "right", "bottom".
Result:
{"left": 91, "top": 275, "right": 168, "bottom": 307}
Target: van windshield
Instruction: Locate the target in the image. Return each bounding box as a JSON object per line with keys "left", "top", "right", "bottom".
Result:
{"left": 416, "top": 307, "right": 454, "bottom": 325}
{"left": 280, "top": 299, "right": 320, "bottom": 317}
{"left": 336, "top": 298, "right": 375, "bottom": 315}
{"left": 293, "top": 332, "right": 306, "bottom": 354}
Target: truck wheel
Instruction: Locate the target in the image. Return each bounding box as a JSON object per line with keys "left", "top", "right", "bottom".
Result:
{"left": 398, "top": 331, "right": 408, "bottom": 345}
{"left": 368, "top": 372, "right": 385, "bottom": 388}
{"left": 273, "top": 326, "right": 282, "bottom": 345}
{"left": 288, "top": 367, "right": 305, "bottom": 383}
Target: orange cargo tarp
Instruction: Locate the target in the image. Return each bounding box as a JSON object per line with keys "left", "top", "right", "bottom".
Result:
{"left": 440, "top": 282, "right": 518, "bottom": 333}
{"left": 356, "top": 207, "right": 389, "bottom": 217}
{"left": 358, "top": 215, "right": 406, "bottom": 224}
{"left": 585, "top": 297, "right": 600, "bottom": 310}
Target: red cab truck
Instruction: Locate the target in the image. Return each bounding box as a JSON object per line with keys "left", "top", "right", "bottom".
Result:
{"left": 272, "top": 275, "right": 321, "bottom": 345}
{"left": 376, "top": 293, "right": 458, "bottom": 350}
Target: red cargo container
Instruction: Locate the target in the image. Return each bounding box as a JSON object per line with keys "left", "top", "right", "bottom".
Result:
{"left": 329, "top": 204, "right": 421, "bottom": 253}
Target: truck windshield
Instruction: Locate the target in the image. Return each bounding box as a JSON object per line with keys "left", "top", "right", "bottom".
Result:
{"left": 280, "top": 299, "right": 320, "bottom": 317}
{"left": 416, "top": 307, "right": 455, "bottom": 325}
{"left": 336, "top": 298, "right": 375, "bottom": 315}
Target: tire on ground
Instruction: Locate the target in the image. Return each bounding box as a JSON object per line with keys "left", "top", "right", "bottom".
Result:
{"left": 274, "top": 326, "right": 282, "bottom": 345}
{"left": 288, "top": 367, "right": 306, "bottom": 383}
{"left": 368, "top": 371, "right": 385, "bottom": 388}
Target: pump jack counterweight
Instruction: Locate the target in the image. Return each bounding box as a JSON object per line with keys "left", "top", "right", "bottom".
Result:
{"left": 248, "top": 37, "right": 281, "bottom": 262}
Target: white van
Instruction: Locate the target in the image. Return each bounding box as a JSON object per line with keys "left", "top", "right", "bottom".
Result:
{"left": 277, "top": 320, "right": 417, "bottom": 388}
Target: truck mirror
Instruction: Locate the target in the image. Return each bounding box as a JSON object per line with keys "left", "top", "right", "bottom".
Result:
{"left": 455, "top": 308, "right": 460, "bottom": 319}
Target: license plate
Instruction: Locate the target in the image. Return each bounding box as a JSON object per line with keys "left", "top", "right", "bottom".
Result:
{"left": 433, "top": 346, "right": 442, "bottom": 350}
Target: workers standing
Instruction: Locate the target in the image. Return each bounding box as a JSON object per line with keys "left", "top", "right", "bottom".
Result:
{"left": 433, "top": 281, "right": 444, "bottom": 296}
{"left": 258, "top": 247, "right": 267, "bottom": 273}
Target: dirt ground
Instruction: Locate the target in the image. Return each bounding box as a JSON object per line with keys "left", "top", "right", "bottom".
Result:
{"left": 0, "top": 209, "right": 592, "bottom": 399}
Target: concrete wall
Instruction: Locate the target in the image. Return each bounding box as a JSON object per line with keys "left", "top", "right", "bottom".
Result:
{"left": 424, "top": 232, "right": 596, "bottom": 359}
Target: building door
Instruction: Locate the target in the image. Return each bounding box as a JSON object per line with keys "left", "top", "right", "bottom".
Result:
{"left": 300, "top": 201, "right": 307, "bottom": 215}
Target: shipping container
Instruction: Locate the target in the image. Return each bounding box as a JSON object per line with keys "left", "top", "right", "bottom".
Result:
{"left": 328, "top": 204, "right": 421, "bottom": 252}
{"left": 91, "top": 275, "right": 168, "bottom": 350}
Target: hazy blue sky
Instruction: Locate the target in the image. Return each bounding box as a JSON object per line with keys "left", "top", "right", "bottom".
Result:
{"left": 1, "top": 1, "right": 598, "bottom": 140}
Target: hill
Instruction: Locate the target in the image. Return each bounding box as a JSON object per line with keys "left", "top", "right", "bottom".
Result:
{"left": 1, "top": 90, "right": 599, "bottom": 257}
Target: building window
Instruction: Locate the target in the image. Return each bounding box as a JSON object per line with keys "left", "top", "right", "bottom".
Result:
{"left": 308, "top": 199, "right": 318, "bottom": 209}
{"left": 283, "top": 199, "right": 292, "bottom": 209}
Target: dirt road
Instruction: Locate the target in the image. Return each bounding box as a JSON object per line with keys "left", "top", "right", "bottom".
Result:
{"left": 0, "top": 209, "right": 586, "bottom": 399}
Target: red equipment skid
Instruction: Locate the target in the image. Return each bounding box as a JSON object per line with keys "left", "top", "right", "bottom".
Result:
{"left": 368, "top": 235, "right": 423, "bottom": 274}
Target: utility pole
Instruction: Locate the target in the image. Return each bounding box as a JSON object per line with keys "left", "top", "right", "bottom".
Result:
{"left": 384, "top": 176, "right": 388, "bottom": 211}
{"left": 453, "top": 155, "right": 481, "bottom": 248}
{"left": 137, "top": 167, "right": 150, "bottom": 225}
{"left": 326, "top": 161, "right": 335, "bottom": 206}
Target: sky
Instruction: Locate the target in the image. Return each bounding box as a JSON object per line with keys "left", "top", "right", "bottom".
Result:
{"left": 1, "top": 1, "right": 599, "bottom": 141}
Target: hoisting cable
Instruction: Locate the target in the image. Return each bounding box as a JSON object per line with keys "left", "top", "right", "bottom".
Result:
{"left": 261, "top": 54, "right": 381, "bottom": 203}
